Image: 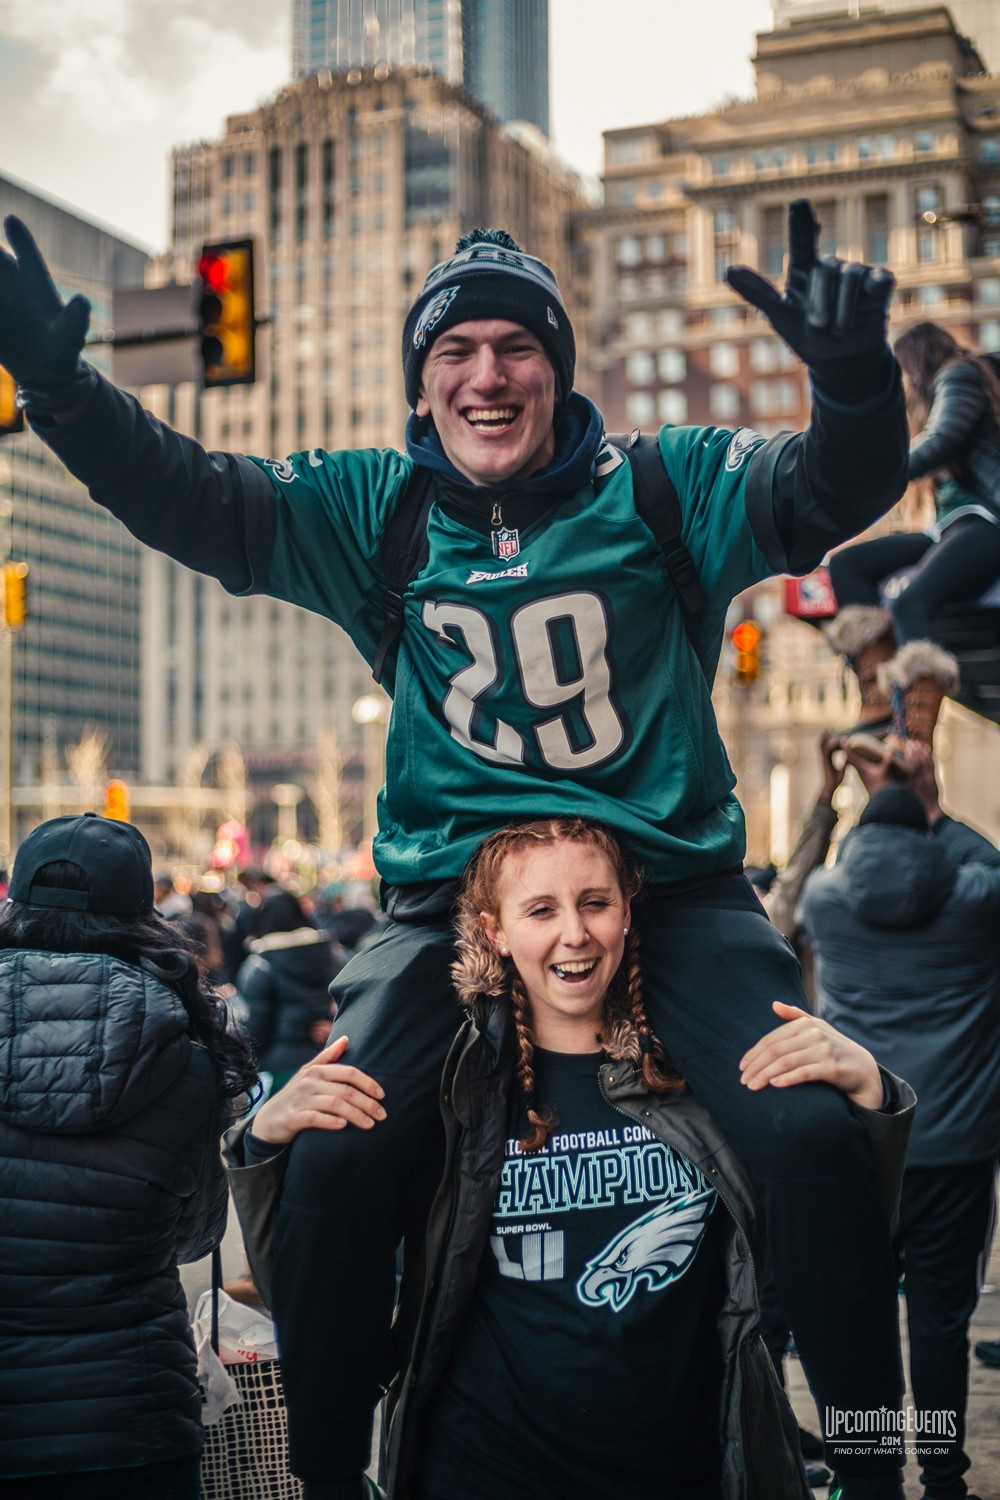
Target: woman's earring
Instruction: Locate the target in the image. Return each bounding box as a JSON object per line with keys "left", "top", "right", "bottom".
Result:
{"left": 499, "top": 946, "right": 509, "bottom": 957}
{"left": 623, "top": 927, "right": 629, "bottom": 937}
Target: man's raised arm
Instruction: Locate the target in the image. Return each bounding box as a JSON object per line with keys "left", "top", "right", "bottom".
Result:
{"left": 727, "top": 199, "right": 908, "bottom": 575}
{"left": 0, "top": 215, "right": 274, "bottom": 594}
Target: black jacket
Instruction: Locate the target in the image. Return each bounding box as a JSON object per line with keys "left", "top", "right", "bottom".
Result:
{"left": 908, "top": 359, "right": 1000, "bottom": 514}
{"left": 0, "top": 949, "right": 229, "bottom": 1478}
{"left": 237, "top": 927, "right": 341, "bottom": 1073}
{"left": 799, "top": 815, "right": 1000, "bottom": 1166}
{"left": 380, "top": 1000, "right": 914, "bottom": 1500}
{"left": 223, "top": 997, "right": 914, "bottom": 1500}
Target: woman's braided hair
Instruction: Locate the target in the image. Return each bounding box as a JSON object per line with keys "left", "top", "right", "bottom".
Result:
{"left": 452, "top": 817, "right": 682, "bottom": 1152}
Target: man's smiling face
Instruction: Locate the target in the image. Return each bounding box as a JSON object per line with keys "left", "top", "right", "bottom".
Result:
{"left": 415, "top": 318, "right": 557, "bottom": 489}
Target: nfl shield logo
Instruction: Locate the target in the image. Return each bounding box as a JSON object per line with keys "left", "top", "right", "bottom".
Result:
{"left": 493, "top": 527, "right": 520, "bottom": 560}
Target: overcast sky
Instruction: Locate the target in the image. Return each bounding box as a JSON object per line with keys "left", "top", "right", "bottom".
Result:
{"left": 0, "top": 0, "right": 775, "bottom": 252}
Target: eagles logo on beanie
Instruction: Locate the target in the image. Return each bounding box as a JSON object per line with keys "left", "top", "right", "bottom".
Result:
{"left": 402, "top": 229, "right": 576, "bottom": 409}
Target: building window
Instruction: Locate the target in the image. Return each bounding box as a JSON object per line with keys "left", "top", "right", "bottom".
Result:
{"left": 914, "top": 130, "right": 934, "bottom": 153}
{"left": 658, "top": 309, "right": 684, "bottom": 338}
{"left": 806, "top": 141, "right": 838, "bottom": 166}
{"left": 977, "top": 278, "right": 1000, "bottom": 305}
{"left": 980, "top": 138, "right": 1000, "bottom": 165}
{"left": 625, "top": 391, "right": 655, "bottom": 425}
{"left": 624, "top": 311, "right": 654, "bottom": 340}
{"left": 709, "top": 342, "right": 739, "bottom": 378}
{"left": 750, "top": 337, "right": 779, "bottom": 373}
{"left": 858, "top": 134, "right": 894, "bottom": 161}
{"left": 981, "top": 196, "right": 1000, "bottom": 257}
{"left": 616, "top": 236, "right": 643, "bottom": 267}
{"left": 762, "top": 205, "right": 785, "bottom": 278}
{"left": 915, "top": 185, "right": 942, "bottom": 262}
{"left": 978, "top": 318, "right": 1000, "bottom": 349}
{"left": 626, "top": 351, "right": 656, "bottom": 385}
{"left": 864, "top": 194, "right": 889, "bottom": 264}
{"left": 754, "top": 148, "right": 787, "bottom": 173}
{"left": 295, "top": 143, "right": 309, "bottom": 242}
{"left": 750, "top": 378, "right": 800, "bottom": 417}
{"left": 658, "top": 349, "right": 686, "bottom": 383}
{"left": 916, "top": 285, "right": 945, "bottom": 307}
{"left": 709, "top": 385, "right": 740, "bottom": 422}
{"left": 269, "top": 147, "right": 282, "bottom": 243}
{"left": 322, "top": 140, "right": 335, "bottom": 239}
{"left": 658, "top": 390, "right": 688, "bottom": 424}
{"left": 814, "top": 200, "right": 838, "bottom": 257}
{"left": 712, "top": 157, "right": 732, "bottom": 178}
{"left": 607, "top": 135, "right": 655, "bottom": 166}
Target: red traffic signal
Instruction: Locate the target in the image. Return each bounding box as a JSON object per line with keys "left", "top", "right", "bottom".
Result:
{"left": 197, "top": 240, "right": 256, "bottom": 388}
{"left": 731, "top": 620, "right": 760, "bottom": 654}
{"left": 730, "top": 619, "right": 761, "bottom": 685}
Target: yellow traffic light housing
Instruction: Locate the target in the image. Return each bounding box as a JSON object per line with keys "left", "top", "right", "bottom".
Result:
{"left": 730, "top": 618, "right": 761, "bottom": 685}
{"left": 197, "top": 240, "right": 256, "bottom": 388}
{"left": 0, "top": 365, "right": 24, "bottom": 436}
{"left": 104, "top": 779, "right": 130, "bottom": 822}
{"left": 2, "top": 561, "right": 28, "bottom": 629}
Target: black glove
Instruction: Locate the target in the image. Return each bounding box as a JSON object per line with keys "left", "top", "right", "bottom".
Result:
{"left": 726, "top": 199, "right": 896, "bottom": 407}
{"left": 0, "top": 215, "right": 94, "bottom": 412}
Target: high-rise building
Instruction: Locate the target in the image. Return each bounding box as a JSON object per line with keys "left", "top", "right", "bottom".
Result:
{"left": 0, "top": 174, "right": 148, "bottom": 827}
{"left": 291, "top": 0, "right": 549, "bottom": 136}
{"left": 771, "top": 0, "right": 1000, "bottom": 72}
{"left": 156, "top": 66, "right": 580, "bottom": 844}
{"left": 572, "top": 5, "right": 1000, "bottom": 854}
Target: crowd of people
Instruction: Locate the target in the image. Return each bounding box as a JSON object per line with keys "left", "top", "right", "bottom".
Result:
{"left": 0, "top": 195, "right": 998, "bottom": 1500}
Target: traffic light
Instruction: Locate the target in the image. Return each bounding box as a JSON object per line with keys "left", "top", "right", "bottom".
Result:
{"left": 1, "top": 561, "right": 28, "bottom": 629}
{"left": 730, "top": 618, "right": 761, "bottom": 685}
{"left": 197, "top": 239, "right": 256, "bottom": 388}
{"left": 104, "top": 780, "right": 130, "bottom": 822}
{"left": 0, "top": 365, "right": 23, "bottom": 436}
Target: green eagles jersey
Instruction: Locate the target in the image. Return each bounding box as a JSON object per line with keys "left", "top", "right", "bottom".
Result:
{"left": 247, "top": 425, "right": 773, "bottom": 884}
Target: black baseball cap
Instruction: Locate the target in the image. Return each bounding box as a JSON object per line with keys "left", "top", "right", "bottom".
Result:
{"left": 9, "top": 812, "right": 154, "bottom": 917}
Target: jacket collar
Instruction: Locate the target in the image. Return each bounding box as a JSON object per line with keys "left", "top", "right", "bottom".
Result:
{"left": 404, "top": 391, "right": 606, "bottom": 500}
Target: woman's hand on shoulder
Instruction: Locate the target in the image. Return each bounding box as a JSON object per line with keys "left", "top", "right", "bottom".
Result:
{"left": 250, "top": 1036, "right": 387, "bottom": 1145}
{"left": 739, "top": 1001, "right": 883, "bottom": 1110}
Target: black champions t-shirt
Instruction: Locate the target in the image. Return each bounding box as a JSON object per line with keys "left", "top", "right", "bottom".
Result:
{"left": 416, "top": 1048, "right": 727, "bottom": 1500}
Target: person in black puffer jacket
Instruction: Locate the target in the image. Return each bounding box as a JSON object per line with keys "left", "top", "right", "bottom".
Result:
{"left": 236, "top": 890, "right": 344, "bottom": 1093}
{"left": 0, "top": 813, "right": 258, "bottom": 1500}
{"left": 825, "top": 322, "right": 1000, "bottom": 746}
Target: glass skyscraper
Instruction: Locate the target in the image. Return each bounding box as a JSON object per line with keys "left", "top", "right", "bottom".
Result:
{"left": 0, "top": 174, "right": 147, "bottom": 803}
{"left": 291, "top": 0, "right": 549, "bottom": 135}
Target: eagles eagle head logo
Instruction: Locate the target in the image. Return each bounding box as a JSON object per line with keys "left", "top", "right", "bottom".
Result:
{"left": 576, "top": 1189, "right": 716, "bottom": 1312}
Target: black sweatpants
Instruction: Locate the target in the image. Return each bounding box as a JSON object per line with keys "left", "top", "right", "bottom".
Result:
{"left": 897, "top": 1160, "right": 996, "bottom": 1500}
{"left": 828, "top": 516, "right": 1000, "bottom": 644}
{"left": 273, "top": 874, "right": 904, "bottom": 1488}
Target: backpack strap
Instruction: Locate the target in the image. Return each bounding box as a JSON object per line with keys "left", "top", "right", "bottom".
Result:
{"left": 372, "top": 463, "right": 437, "bottom": 686}
{"left": 605, "top": 430, "right": 708, "bottom": 671}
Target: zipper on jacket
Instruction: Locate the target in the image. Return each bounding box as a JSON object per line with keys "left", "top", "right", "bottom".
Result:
{"left": 598, "top": 1068, "right": 765, "bottom": 1496}
{"left": 598, "top": 1069, "right": 761, "bottom": 1305}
